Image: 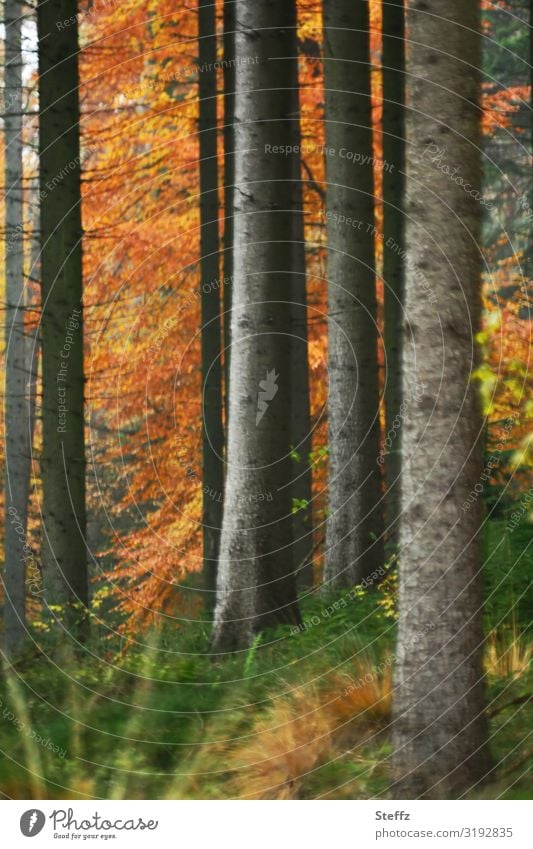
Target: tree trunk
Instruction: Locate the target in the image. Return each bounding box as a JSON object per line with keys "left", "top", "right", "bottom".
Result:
{"left": 284, "top": 7, "right": 314, "bottom": 590}
{"left": 391, "top": 0, "right": 490, "bottom": 798}
{"left": 382, "top": 0, "right": 405, "bottom": 554}
{"left": 198, "top": 0, "right": 224, "bottom": 608}
{"left": 27, "top": 196, "right": 41, "bottom": 453}
{"left": 212, "top": 0, "right": 302, "bottom": 652}
{"left": 527, "top": 0, "right": 533, "bottom": 285}
{"left": 38, "top": 0, "right": 88, "bottom": 629}
{"left": 323, "top": 0, "right": 384, "bottom": 588}
{"left": 3, "top": 0, "right": 30, "bottom": 657}
{"left": 222, "top": 0, "right": 235, "bottom": 425}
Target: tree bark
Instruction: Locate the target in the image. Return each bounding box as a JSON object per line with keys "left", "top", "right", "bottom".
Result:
{"left": 3, "top": 0, "right": 30, "bottom": 657}
{"left": 382, "top": 0, "right": 405, "bottom": 554}
{"left": 211, "top": 0, "right": 302, "bottom": 652}
{"left": 323, "top": 0, "right": 384, "bottom": 588}
{"left": 527, "top": 0, "right": 533, "bottom": 285}
{"left": 198, "top": 0, "right": 224, "bottom": 608}
{"left": 222, "top": 0, "right": 235, "bottom": 426}
{"left": 391, "top": 0, "right": 490, "bottom": 798}
{"left": 38, "top": 0, "right": 88, "bottom": 630}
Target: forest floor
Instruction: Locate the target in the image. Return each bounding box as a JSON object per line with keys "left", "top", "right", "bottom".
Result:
{"left": 0, "top": 520, "right": 531, "bottom": 800}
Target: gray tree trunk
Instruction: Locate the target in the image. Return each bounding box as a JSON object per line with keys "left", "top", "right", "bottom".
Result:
{"left": 198, "top": 0, "right": 224, "bottom": 608}
{"left": 211, "top": 0, "right": 302, "bottom": 652}
{"left": 323, "top": 0, "right": 384, "bottom": 588}
{"left": 38, "top": 0, "right": 88, "bottom": 630}
{"left": 391, "top": 0, "right": 490, "bottom": 798}
{"left": 382, "top": 0, "right": 405, "bottom": 554}
{"left": 3, "top": 0, "right": 30, "bottom": 657}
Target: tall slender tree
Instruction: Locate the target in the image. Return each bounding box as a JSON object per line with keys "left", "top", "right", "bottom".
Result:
{"left": 38, "top": 0, "right": 88, "bottom": 629}
{"left": 527, "top": 0, "right": 533, "bottom": 285}
{"left": 382, "top": 0, "right": 405, "bottom": 553}
{"left": 3, "top": 0, "right": 30, "bottom": 657}
{"left": 27, "top": 192, "right": 41, "bottom": 453}
{"left": 198, "top": 0, "right": 224, "bottom": 606}
{"left": 323, "top": 0, "right": 384, "bottom": 588}
{"left": 391, "top": 0, "right": 490, "bottom": 798}
{"left": 219, "top": 0, "right": 314, "bottom": 595}
{"left": 222, "top": 0, "right": 235, "bottom": 424}
{"left": 288, "top": 17, "right": 314, "bottom": 590}
{"left": 212, "top": 0, "right": 303, "bottom": 651}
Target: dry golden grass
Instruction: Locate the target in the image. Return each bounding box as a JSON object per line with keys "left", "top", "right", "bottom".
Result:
{"left": 485, "top": 628, "right": 532, "bottom": 682}
{"left": 223, "top": 687, "right": 334, "bottom": 799}
{"left": 4, "top": 631, "right": 530, "bottom": 801}
{"left": 211, "top": 654, "right": 393, "bottom": 800}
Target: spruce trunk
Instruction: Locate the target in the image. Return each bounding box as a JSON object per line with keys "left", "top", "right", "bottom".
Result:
{"left": 222, "top": 0, "right": 235, "bottom": 424}
{"left": 3, "top": 0, "right": 30, "bottom": 656}
{"left": 38, "top": 0, "right": 88, "bottom": 630}
{"left": 198, "top": 0, "right": 224, "bottom": 607}
{"left": 212, "top": 0, "right": 303, "bottom": 651}
{"left": 382, "top": 0, "right": 405, "bottom": 554}
{"left": 323, "top": 0, "right": 384, "bottom": 588}
{"left": 391, "top": 0, "right": 490, "bottom": 798}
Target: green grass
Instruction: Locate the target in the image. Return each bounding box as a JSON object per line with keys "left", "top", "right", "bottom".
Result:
{"left": 0, "top": 517, "right": 530, "bottom": 799}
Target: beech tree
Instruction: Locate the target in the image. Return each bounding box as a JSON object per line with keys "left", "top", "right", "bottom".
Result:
{"left": 382, "top": 0, "right": 405, "bottom": 552}
{"left": 3, "top": 0, "right": 30, "bottom": 656}
{"left": 391, "top": 0, "right": 490, "bottom": 798}
{"left": 38, "top": 0, "right": 88, "bottom": 629}
{"left": 323, "top": 0, "right": 384, "bottom": 587}
{"left": 212, "top": 0, "right": 302, "bottom": 651}
{"left": 198, "top": 0, "right": 224, "bottom": 603}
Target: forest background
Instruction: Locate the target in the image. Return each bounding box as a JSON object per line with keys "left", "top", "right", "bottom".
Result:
{"left": 0, "top": 0, "right": 531, "bottom": 801}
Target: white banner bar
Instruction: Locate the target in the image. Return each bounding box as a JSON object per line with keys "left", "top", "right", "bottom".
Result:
{"left": 2, "top": 800, "right": 531, "bottom": 848}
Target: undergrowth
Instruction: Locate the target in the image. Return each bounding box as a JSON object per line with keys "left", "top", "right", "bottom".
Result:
{"left": 0, "top": 519, "right": 530, "bottom": 800}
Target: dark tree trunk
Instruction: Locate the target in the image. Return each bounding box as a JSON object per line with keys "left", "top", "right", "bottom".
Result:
{"left": 382, "top": 0, "right": 405, "bottom": 554}
{"left": 38, "top": 0, "right": 88, "bottom": 631}
{"left": 527, "top": 0, "right": 533, "bottom": 284}
{"left": 391, "top": 0, "right": 490, "bottom": 798}
{"left": 198, "top": 0, "right": 224, "bottom": 607}
{"left": 3, "top": 0, "right": 30, "bottom": 657}
{"left": 212, "top": 0, "right": 303, "bottom": 652}
{"left": 222, "top": 0, "right": 235, "bottom": 425}
{"left": 323, "top": 0, "right": 384, "bottom": 588}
